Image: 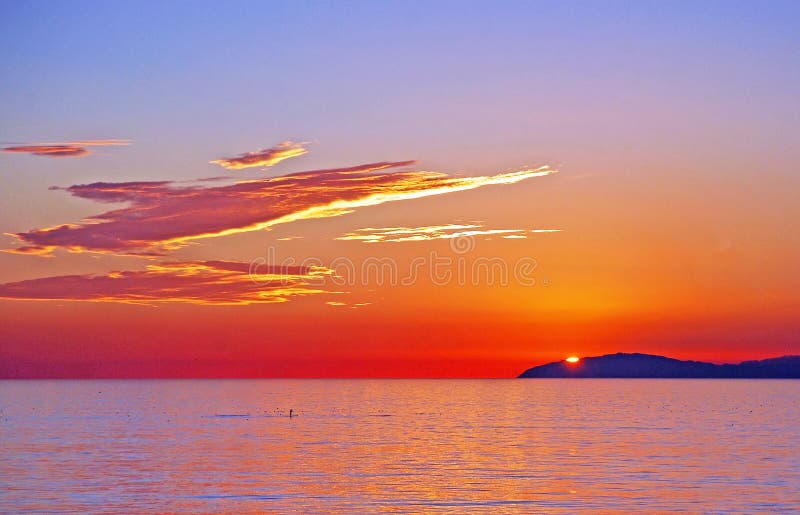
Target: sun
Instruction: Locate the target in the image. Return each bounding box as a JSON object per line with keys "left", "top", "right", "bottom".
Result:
{"left": 565, "top": 356, "right": 580, "bottom": 363}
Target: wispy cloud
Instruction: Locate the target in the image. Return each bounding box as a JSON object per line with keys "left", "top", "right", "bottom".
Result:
{"left": 7, "top": 163, "right": 556, "bottom": 256}
{"left": 0, "top": 260, "right": 333, "bottom": 305}
{"left": 210, "top": 141, "right": 308, "bottom": 170}
{"left": 337, "top": 224, "right": 561, "bottom": 243}
{"left": 1, "top": 140, "right": 130, "bottom": 158}
{"left": 326, "top": 301, "right": 371, "bottom": 309}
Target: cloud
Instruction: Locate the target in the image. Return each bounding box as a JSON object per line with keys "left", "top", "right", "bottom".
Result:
{"left": 7, "top": 162, "right": 556, "bottom": 256}
{"left": 3, "top": 145, "right": 89, "bottom": 157}
{"left": 1, "top": 140, "right": 130, "bottom": 158}
{"left": 326, "top": 301, "right": 371, "bottom": 309}
{"left": 0, "top": 260, "right": 333, "bottom": 305}
{"left": 337, "top": 224, "right": 561, "bottom": 243}
{"left": 210, "top": 141, "right": 308, "bottom": 170}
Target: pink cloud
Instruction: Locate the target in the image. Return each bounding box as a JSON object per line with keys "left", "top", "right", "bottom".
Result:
{"left": 1, "top": 140, "right": 130, "bottom": 158}
{"left": 0, "top": 260, "right": 333, "bottom": 305}
{"left": 210, "top": 141, "right": 308, "bottom": 170}
{"left": 7, "top": 161, "right": 555, "bottom": 256}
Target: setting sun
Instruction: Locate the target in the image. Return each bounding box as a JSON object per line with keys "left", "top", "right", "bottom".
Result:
{"left": 566, "top": 356, "right": 580, "bottom": 363}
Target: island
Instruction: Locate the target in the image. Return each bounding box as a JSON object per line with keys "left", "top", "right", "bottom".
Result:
{"left": 518, "top": 353, "right": 800, "bottom": 378}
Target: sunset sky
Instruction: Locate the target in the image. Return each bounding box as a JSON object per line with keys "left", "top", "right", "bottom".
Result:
{"left": 1, "top": 1, "right": 798, "bottom": 377}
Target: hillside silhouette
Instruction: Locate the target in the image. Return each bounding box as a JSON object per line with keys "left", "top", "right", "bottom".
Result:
{"left": 519, "top": 353, "right": 800, "bottom": 378}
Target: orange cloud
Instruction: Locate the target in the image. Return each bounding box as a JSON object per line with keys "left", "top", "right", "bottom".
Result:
{"left": 210, "top": 141, "right": 308, "bottom": 170}
{"left": 337, "top": 224, "right": 561, "bottom": 243}
{"left": 0, "top": 260, "right": 333, "bottom": 305}
{"left": 7, "top": 162, "right": 556, "bottom": 256}
{"left": 326, "top": 301, "right": 371, "bottom": 308}
{"left": 1, "top": 140, "right": 130, "bottom": 158}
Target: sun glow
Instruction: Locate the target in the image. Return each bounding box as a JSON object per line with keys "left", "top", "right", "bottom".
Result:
{"left": 566, "top": 356, "right": 580, "bottom": 363}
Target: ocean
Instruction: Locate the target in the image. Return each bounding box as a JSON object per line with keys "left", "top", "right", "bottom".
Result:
{"left": 1, "top": 379, "right": 798, "bottom": 513}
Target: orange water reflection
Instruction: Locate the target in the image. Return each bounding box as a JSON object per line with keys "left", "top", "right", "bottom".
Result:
{"left": 1, "top": 379, "right": 798, "bottom": 512}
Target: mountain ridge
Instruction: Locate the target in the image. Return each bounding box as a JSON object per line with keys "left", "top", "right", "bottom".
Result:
{"left": 518, "top": 353, "right": 800, "bottom": 378}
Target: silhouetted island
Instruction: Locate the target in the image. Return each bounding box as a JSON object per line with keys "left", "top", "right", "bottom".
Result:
{"left": 518, "top": 353, "right": 800, "bottom": 378}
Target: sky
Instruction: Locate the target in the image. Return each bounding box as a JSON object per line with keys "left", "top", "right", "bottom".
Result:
{"left": 1, "top": 1, "right": 799, "bottom": 377}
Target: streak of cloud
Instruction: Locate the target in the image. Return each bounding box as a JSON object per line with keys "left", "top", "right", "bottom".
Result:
{"left": 326, "top": 301, "right": 371, "bottom": 309}
{"left": 210, "top": 141, "right": 308, "bottom": 170}
{"left": 0, "top": 260, "right": 333, "bottom": 305}
{"left": 7, "top": 163, "right": 556, "bottom": 256}
{"left": 1, "top": 140, "right": 130, "bottom": 158}
{"left": 337, "top": 224, "right": 561, "bottom": 243}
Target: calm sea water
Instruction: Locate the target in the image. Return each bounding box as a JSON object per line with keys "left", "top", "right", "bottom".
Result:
{"left": 1, "top": 379, "right": 798, "bottom": 513}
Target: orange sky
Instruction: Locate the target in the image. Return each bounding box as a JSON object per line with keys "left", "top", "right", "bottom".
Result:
{"left": 1, "top": 154, "right": 797, "bottom": 377}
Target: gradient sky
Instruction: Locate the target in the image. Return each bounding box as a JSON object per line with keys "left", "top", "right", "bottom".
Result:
{"left": 1, "top": 1, "right": 799, "bottom": 377}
